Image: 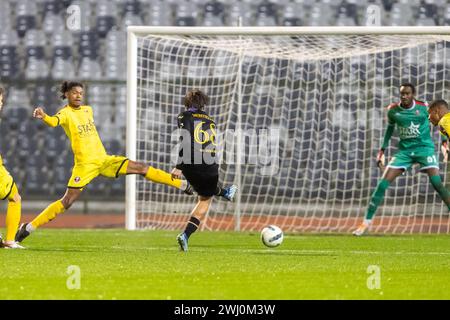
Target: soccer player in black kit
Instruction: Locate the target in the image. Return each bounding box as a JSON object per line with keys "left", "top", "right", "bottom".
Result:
{"left": 171, "top": 89, "right": 237, "bottom": 252}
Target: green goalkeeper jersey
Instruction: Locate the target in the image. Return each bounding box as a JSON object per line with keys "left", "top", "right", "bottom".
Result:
{"left": 381, "top": 100, "right": 434, "bottom": 151}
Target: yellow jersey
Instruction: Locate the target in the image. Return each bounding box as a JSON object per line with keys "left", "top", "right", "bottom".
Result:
{"left": 438, "top": 112, "right": 450, "bottom": 139}
{"left": 43, "top": 105, "right": 107, "bottom": 164}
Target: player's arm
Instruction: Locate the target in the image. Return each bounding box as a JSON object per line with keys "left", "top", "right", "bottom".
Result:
{"left": 378, "top": 103, "right": 397, "bottom": 169}
{"left": 33, "top": 107, "right": 60, "bottom": 127}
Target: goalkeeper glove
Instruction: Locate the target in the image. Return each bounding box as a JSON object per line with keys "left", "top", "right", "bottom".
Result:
{"left": 441, "top": 141, "right": 449, "bottom": 163}
{"left": 376, "top": 149, "right": 385, "bottom": 171}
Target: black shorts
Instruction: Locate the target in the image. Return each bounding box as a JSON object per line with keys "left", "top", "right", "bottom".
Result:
{"left": 182, "top": 170, "right": 218, "bottom": 197}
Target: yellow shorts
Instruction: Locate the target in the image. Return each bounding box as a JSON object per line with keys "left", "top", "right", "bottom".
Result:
{"left": 67, "top": 155, "right": 128, "bottom": 189}
{"left": 0, "top": 165, "right": 15, "bottom": 200}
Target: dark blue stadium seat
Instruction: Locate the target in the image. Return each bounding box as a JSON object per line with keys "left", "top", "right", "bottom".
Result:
{"left": 257, "top": 1, "right": 278, "bottom": 17}
{"left": 24, "top": 165, "right": 47, "bottom": 194}
{"left": 336, "top": 1, "right": 357, "bottom": 18}
{"left": 52, "top": 164, "right": 70, "bottom": 195}
{"left": 16, "top": 133, "right": 37, "bottom": 160}
{"left": 103, "top": 139, "right": 122, "bottom": 155}
{"left": 176, "top": 17, "right": 196, "bottom": 26}
{"left": 26, "top": 46, "right": 45, "bottom": 60}
{"left": 4, "top": 107, "right": 29, "bottom": 130}
{"left": 16, "top": 16, "right": 37, "bottom": 38}
{"left": 124, "top": 0, "right": 141, "bottom": 15}
{"left": 42, "top": 0, "right": 62, "bottom": 17}
{"left": 282, "top": 17, "right": 302, "bottom": 26}
{"left": 110, "top": 177, "right": 125, "bottom": 196}
{"left": 45, "top": 134, "right": 68, "bottom": 162}
{"left": 204, "top": 0, "right": 225, "bottom": 16}
{"left": 53, "top": 46, "right": 72, "bottom": 61}
{"left": 88, "top": 177, "right": 108, "bottom": 196}
{"left": 79, "top": 31, "right": 99, "bottom": 59}
{"left": 96, "top": 16, "right": 117, "bottom": 38}
{"left": 418, "top": 3, "right": 437, "bottom": 19}
{"left": 0, "top": 46, "right": 21, "bottom": 79}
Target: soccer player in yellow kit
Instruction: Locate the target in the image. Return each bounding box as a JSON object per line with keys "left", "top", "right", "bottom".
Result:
{"left": 15, "top": 81, "right": 193, "bottom": 243}
{"left": 0, "top": 86, "right": 24, "bottom": 249}
{"left": 428, "top": 99, "right": 450, "bottom": 147}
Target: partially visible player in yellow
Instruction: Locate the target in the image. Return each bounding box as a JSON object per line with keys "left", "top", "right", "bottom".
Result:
{"left": 15, "top": 81, "right": 193, "bottom": 243}
{"left": 428, "top": 99, "right": 450, "bottom": 135}
{"left": 0, "top": 86, "right": 24, "bottom": 249}
{"left": 428, "top": 99, "right": 450, "bottom": 158}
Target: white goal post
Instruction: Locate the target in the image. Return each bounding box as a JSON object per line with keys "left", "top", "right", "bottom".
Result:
{"left": 126, "top": 26, "right": 450, "bottom": 234}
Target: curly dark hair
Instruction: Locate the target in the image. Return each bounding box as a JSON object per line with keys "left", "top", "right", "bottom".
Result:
{"left": 183, "top": 89, "right": 208, "bottom": 110}
{"left": 0, "top": 85, "right": 4, "bottom": 96}
{"left": 429, "top": 99, "right": 449, "bottom": 110}
{"left": 60, "top": 81, "right": 84, "bottom": 100}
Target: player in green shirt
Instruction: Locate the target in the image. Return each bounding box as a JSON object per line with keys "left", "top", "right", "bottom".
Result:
{"left": 353, "top": 83, "right": 450, "bottom": 235}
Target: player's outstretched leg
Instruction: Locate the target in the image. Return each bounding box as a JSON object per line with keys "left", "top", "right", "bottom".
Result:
{"left": 16, "top": 200, "right": 66, "bottom": 243}
{"left": 215, "top": 185, "right": 238, "bottom": 201}
{"left": 124, "top": 160, "right": 193, "bottom": 195}
{"left": 353, "top": 168, "right": 402, "bottom": 236}
{"left": 177, "top": 196, "right": 212, "bottom": 252}
{"left": 16, "top": 188, "right": 81, "bottom": 243}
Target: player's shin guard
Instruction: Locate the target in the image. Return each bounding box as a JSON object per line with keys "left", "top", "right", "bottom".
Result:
{"left": 429, "top": 175, "right": 450, "bottom": 211}
{"left": 31, "top": 200, "right": 66, "bottom": 229}
{"left": 365, "top": 179, "right": 390, "bottom": 220}
{"left": 145, "top": 166, "right": 182, "bottom": 189}
{"left": 5, "top": 185, "right": 21, "bottom": 242}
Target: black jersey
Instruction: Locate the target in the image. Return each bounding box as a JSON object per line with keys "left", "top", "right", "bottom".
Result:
{"left": 176, "top": 109, "right": 219, "bottom": 175}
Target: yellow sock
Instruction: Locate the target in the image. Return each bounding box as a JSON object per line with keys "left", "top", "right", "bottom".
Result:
{"left": 5, "top": 185, "right": 21, "bottom": 242}
{"left": 145, "top": 166, "right": 182, "bottom": 189}
{"left": 31, "top": 200, "right": 65, "bottom": 229}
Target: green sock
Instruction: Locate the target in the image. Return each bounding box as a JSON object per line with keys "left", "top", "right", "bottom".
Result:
{"left": 429, "top": 175, "right": 450, "bottom": 211}
{"left": 365, "top": 179, "right": 390, "bottom": 220}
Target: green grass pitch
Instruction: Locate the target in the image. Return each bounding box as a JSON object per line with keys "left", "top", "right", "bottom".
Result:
{"left": 0, "top": 229, "right": 449, "bottom": 300}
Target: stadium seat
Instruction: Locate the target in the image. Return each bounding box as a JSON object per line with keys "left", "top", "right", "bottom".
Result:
{"left": 121, "top": 12, "right": 144, "bottom": 29}
{"left": 228, "top": 1, "right": 254, "bottom": 26}
{"left": 78, "top": 58, "right": 103, "bottom": 80}
{"left": 16, "top": 15, "right": 37, "bottom": 38}
{"left": 145, "top": 0, "right": 173, "bottom": 26}
{"left": 123, "top": 0, "right": 142, "bottom": 16}
{"left": 52, "top": 164, "right": 71, "bottom": 195}
{"left": 0, "top": 1, "right": 12, "bottom": 31}
{"left": 95, "top": 0, "right": 118, "bottom": 37}
{"left": 45, "top": 133, "right": 68, "bottom": 162}
{"left": 42, "top": 13, "right": 65, "bottom": 35}
{"left": 79, "top": 31, "right": 100, "bottom": 60}
{"left": 110, "top": 178, "right": 125, "bottom": 196}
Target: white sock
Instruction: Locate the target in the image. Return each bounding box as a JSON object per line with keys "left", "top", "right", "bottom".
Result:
{"left": 363, "top": 219, "right": 372, "bottom": 225}
{"left": 26, "top": 223, "right": 35, "bottom": 233}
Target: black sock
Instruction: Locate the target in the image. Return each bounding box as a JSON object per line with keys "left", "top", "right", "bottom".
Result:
{"left": 184, "top": 216, "right": 201, "bottom": 239}
{"left": 215, "top": 186, "right": 226, "bottom": 197}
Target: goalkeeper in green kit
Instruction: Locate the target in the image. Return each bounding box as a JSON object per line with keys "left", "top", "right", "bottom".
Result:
{"left": 353, "top": 83, "right": 450, "bottom": 236}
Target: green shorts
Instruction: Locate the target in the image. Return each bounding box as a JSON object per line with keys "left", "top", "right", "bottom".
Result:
{"left": 387, "top": 148, "right": 439, "bottom": 171}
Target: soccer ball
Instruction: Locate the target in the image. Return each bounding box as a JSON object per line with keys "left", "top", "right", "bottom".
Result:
{"left": 261, "top": 225, "right": 283, "bottom": 247}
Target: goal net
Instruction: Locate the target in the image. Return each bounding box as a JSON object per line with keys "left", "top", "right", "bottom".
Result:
{"left": 126, "top": 27, "right": 450, "bottom": 234}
